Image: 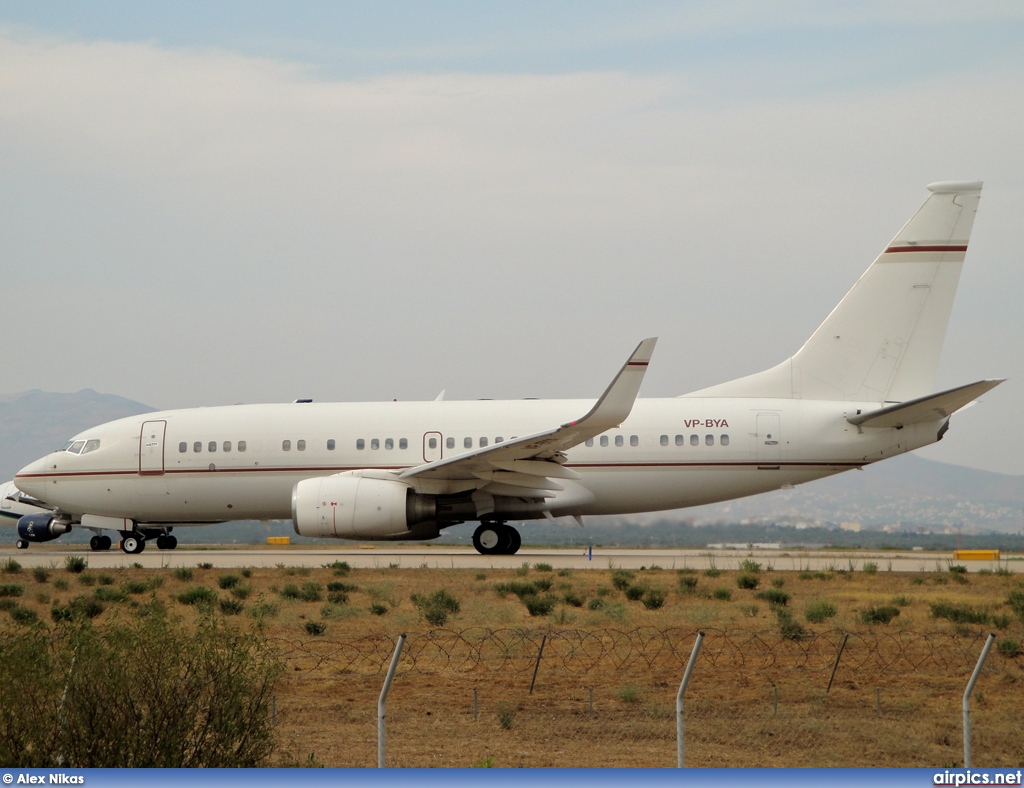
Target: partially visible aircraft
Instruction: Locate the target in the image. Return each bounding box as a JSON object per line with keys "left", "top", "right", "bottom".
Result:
{"left": 8, "top": 182, "right": 1002, "bottom": 555}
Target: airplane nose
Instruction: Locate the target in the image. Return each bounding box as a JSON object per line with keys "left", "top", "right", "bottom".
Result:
{"left": 13, "top": 456, "right": 51, "bottom": 498}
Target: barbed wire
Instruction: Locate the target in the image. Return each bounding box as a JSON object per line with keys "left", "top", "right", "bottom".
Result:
{"left": 270, "top": 627, "right": 1012, "bottom": 677}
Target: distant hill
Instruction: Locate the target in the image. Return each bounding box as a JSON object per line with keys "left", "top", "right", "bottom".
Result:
{"left": 1, "top": 390, "right": 1021, "bottom": 540}
{"left": 0, "top": 389, "right": 155, "bottom": 480}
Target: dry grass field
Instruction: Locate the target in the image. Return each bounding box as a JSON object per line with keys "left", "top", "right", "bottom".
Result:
{"left": 0, "top": 553, "right": 1022, "bottom": 768}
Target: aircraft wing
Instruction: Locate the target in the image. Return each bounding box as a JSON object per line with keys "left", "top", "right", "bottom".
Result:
{"left": 846, "top": 379, "right": 1004, "bottom": 429}
{"left": 398, "top": 338, "right": 657, "bottom": 498}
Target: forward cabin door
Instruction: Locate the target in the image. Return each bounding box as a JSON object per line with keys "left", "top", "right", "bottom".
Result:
{"left": 423, "top": 432, "right": 443, "bottom": 463}
{"left": 139, "top": 421, "right": 167, "bottom": 475}
{"left": 756, "top": 413, "right": 781, "bottom": 467}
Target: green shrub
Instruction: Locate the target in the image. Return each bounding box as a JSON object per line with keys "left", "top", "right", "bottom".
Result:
{"left": 31, "top": 567, "right": 49, "bottom": 583}
{"left": 679, "top": 575, "right": 699, "bottom": 593}
{"left": 863, "top": 562, "right": 879, "bottom": 575}
{"left": 327, "top": 581, "right": 357, "bottom": 593}
{"left": 176, "top": 587, "right": 217, "bottom": 607}
{"left": 475, "top": 573, "right": 487, "bottom": 581}
{"left": 624, "top": 584, "right": 647, "bottom": 601}
{"left": 369, "top": 603, "right": 388, "bottom": 616}
{"left": 93, "top": 587, "right": 128, "bottom": 603}
{"left": 1, "top": 559, "right": 22, "bottom": 574}
{"left": 861, "top": 605, "right": 901, "bottom": 625}
{"left": 495, "top": 581, "right": 539, "bottom": 599}
{"left": 776, "top": 609, "right": 808, "bottom": 641}
{"left": 930, "top": 601, "right": 989, "bottom": 625}
{"left": 279, "top": 584, "right": 301, "bottom": 600}
{"left": 642, "top": 589, "right": 666, "bottom": 610}
{"left": 78, "top": 574, "right": 96, "bottom": 587}
{"left": 712, "top": 588, "right": 732, "bottom": 601}
{"left": 304, "top": 621, "right": 326, "bottom": 636}
{"left": 327, "top": 591, "right": 349, "bottom": 605}
{"left": 522, "top": 595, "right": 556, "bottom": 617}
{"left": 948, "top": 564, "right": 967, "bottom": 574}
{"left": 173, "top": 567, "right": 194, "bottom": 582}
{"left": 218, "top": 598, "right": 244, "bottom": 615}
{"left": 320, "top": 604, "right": 356, "bottom": 619}
{"left": 0, "top": 599, "right": 15, "bottom": 611}
{"left": 738, "top": 604, "right": 759, "bottom": 617}
{"left": 611, "top": 570, "right": 635, "bottom": 590}
{"left": 325, "top": 560, "right": 351, "bottom": 576}
{"left": 563, "top": 591, "right": 584, "bottom": 607}
{"left": 755, "top": 589, "right": 790, "bottom": 607}
{"left": 587, "top": 598, "right": 606, "bottom": 611}
{"left": 515, "top": 563, "right": 530, "bottom": 577}
{"left": 197, "top": 562, "right": 213, "bottom": 570}
{"left": 51, "top": 596, "right": 105, "bottom": 621}
{"left": 247, "top": 601, "right": 279, "bottom": 619}
{"left": 533, "top": 578, "right": 553, "bottom": 592}
{"left": 805, "top": 600, "right": 837, "bottom": 623}
{"left": 704, "top": 568, "right": 721, "bottom": 578}
{"left": 891, "top": 595, "right": 911, "bottom": 607}
{"left": 997, "top": 638, "right": 1020, "bottom": 657}
{"left": 616, "top": 685, "right": 642, "bottom": 703}
{"left": 411, "top": 589, "right": 461, "bottom": 626}
{"left": 992, "top": 613, "right": 1012, "bottom": 629}
{"left": 0, "top": 584, "right": 24, "bottom": 598}
{"left": 771, "top": 577, "right": 785, "bottom": 589}
{"left": 64, "top": 556, "right": 87, "bottom": 574}
{"left": 217, "top": 574, "right": 241, "bottom": 590}
{"left": 736, "top": 573, "right": 759, "bottom": 590}
{"left": 230, "top": 584, "right": 251, "bottom": 600}
{"left": 53, "top": 578, "right": 69, "bottom": 591}
{"left": 240, "top": 568, "right": 252, "bottom": 578}
{"left": 496, "top": 703, "right": 516, "bottom": 730}
{"left": 1007, "top": 590, "right": 1024, "bottom": 621}
{"left": 534, "top": 563, "right": 553, "bottom": 572}
{"left": 739, "top": 559, "right": 762, "bottom": 573}
{"left": 122, "top": 580, "right": 150, "bottom": 595}
{"left": 9, "top": 606, "right": 38, "bottom": 625}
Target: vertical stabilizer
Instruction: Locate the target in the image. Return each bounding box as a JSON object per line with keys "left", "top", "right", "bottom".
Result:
{"left": 685, "top": 182, "right": 982, "bottom": 403}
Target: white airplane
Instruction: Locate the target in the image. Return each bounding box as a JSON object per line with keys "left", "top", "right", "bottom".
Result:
{"left": 8, "top": 182, "right": 1002, "bottom": 555}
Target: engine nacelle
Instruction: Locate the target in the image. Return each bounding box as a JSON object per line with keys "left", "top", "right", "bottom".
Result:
{"left": 291, "top": 472, "right": 436, "bottom": 539}
{"left": 17, "top": 514, "right": 71, "bottom": 543}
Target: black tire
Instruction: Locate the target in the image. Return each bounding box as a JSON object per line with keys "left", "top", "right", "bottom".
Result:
{"left": 121, "top": 535, "right": 145, "bottom": 555}
{"left": 99, "top": 535, "right": 112, "bottom": 551}
{"left": 166, "top": 535, "right": 177, "bottom": 550}
{"left": 90, "top": 535, "right": 102, "bottom": 551}
{"left": 15, "top": 540, "right": 28, "bottom": 550}
{"left": 505, "top": 527, "right": 522, "bottom": 555}
{"left": 472, "top": 523, "right": 503, "bottom": 555}
{"left": 156, "top": 535, "right": 168, "bottom": 550}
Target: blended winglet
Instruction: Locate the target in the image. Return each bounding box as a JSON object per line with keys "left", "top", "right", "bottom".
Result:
{"left": 847, "top": 379, "right": 1003, "bottom": 429}
{"left": 563, "top": 337, "right": 657, "bottom": 432}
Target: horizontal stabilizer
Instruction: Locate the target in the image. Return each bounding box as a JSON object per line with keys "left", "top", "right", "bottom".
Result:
{"left": 847, "top": 379, "right": 1003, "bottom": 429}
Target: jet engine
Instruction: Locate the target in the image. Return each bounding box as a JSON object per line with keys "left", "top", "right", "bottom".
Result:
{"left": 291, "top": 472, "right": 436, "bottom": 539}
{"left": 17, "top": 514, "right": 72, "bottom": 543}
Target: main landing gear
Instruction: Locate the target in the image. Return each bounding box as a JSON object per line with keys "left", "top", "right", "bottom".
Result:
{"left": 472, "top": 521, "right": 521, "bottom": 556}
{"left": 89, "top": 535, "right": 113, "bottom": 551}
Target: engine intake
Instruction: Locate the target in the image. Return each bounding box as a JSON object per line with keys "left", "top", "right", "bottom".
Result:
{"left": 291, "top": 472, "right": 436, "bottom": 539}
{"left": 17, "top": 514, "right": 71, "bottom": 543}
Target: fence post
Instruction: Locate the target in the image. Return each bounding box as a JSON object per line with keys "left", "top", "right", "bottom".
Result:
{"left": 529, "top": 634, "right": 547, "bottom": 694}
{"left": 378, "top": 633, "right": 406, "bottom": 768}
{"left": 963, "top": 632, "right": 996, "bottom": 768}
{"left": 676, "top": 631, "right": 704, "bottom": 768}
{"left": 826, "top": 633, "right": 849, "bottom": 693}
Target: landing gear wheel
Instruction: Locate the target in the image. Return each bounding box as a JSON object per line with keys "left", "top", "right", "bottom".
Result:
{"left": 90, "top": 535, "right": 103, "bottom": 551}
{"left": 505, "top": 527, "right": 521, "bottom": 555}
{"left": 472, "top": 523, "right": 503, "bottom": 555}
{"left": 120, "top": 534, "right": 145, "bottom": 555}
{"left": 99, "top": 535, "right": 112, "bottom": 551}
{"left": 156, "top": 535, "right": 178, "bottom": 550}
{"left": 15, "top": 540, "right": 28, "bottom": 550}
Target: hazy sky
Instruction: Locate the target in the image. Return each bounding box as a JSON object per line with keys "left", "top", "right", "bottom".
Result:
{"left": 2, "top": 2, "right": 1022, "bottom": 474}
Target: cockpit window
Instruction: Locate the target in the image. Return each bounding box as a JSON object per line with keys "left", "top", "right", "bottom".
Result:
{"left": 68, "top": 441, "right": 86, "bottom": 454}
{"left": 61, "top": 440, "right": 74, "bottom": 451}
{"left": 82, "top": 439, "right": 101, "bottom": 454}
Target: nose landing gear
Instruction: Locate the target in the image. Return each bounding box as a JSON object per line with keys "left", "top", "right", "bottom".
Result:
{"left": 472, "top": 521, "right": 522, "bottom": 555}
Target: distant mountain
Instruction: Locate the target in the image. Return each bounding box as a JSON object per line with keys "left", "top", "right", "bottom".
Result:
{"left": 1, "top": 390, "right": 1021, "bottom": 538}
{"left": 0, "top": 389, "right": 155, "bottom": 480}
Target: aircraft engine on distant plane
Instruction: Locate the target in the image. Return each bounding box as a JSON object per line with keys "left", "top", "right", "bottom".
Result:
{"left": 17, "top": 514, "right": 71, "bottom": 543}
{"left": 291, "top": 472, "right": 436, "bottom": 539}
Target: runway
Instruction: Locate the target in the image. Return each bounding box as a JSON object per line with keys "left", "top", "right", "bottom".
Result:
{"left": 2, "top": 544, "right": 1020, "bottom": 573}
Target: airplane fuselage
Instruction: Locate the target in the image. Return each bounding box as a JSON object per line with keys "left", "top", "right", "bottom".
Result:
{"left": 13, "top": 396, "right": 938, "bottom": 526}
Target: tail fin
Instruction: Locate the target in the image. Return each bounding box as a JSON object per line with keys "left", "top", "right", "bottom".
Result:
{"left": 686, "top": 181, "right": 982, "bottom": 403}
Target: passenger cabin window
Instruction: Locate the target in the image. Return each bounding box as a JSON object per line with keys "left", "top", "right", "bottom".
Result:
{"left": 327, "top": 439, "right": 335, "bottom": 450}
{"left": 282, "top": 440, "right": 291, "bottom": 451}
{"left": 615, "top": 435, "right": 623, "bottom": 447}
{"left": 660, "top": 435, "right": 668, "bottom": 446}
{"left": 223, "top": 441, "right": 232, "bottom": 452}
{"left": 208, "top": 441, "right": 217, "bottom": 453}
{"left": 82, "top": 439, "right": 100, "bottom": 454}
{"left": 600, "top": 436, "right": 608, "bottom": 447}
{"left": 356, "top": 439, "right": 365, "bottom": 450}
{"left": 370, "top": 439, "right": 379, "bottom": 450}
{"left": 464, "top": 437, "right": 472, "bottom": 449}
{"left": 705, "top": 434, "right": 714, "bottom": 446}
{"left": 428, "top": 437, "right": 437, "bottom": 449}
{"left": 193, "top": 442, "right": 202, "bottom": 453}
{"left": 297, "top": 440, "right": 306, "bottom": 451}
{"left": 721, "top": 434, "right": 730, "bottom": 446}
{"left": 690, "top": 435, "right": 699, "bottom": 446}
{"left": 675, "top": 434, "right": 684, "bottom": 446}
{"left": 480, "top": 437, "right": 488, "bottom": 447}
{"left": 445, "top": 437, "right": 454, "bottom": 449}
{"left": 385, "top": 438, "right": 393, "bottom": 450}
{"left": 585, "top": 438, "right": 594, "bottom": 447}
{"left": 238, "top": 441, "right": 247, "bottom": 452}
{"left": 496, "top": 437, "right": 504, "bottom": 443}
{"left": 400, "top": 438, "right": 408, "bottom": 450}
{"left": 179, "top": 442, "right": 187, "bottom": 453}
{"left": 630, "top": 435, "right": 638, "bottom": 447}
